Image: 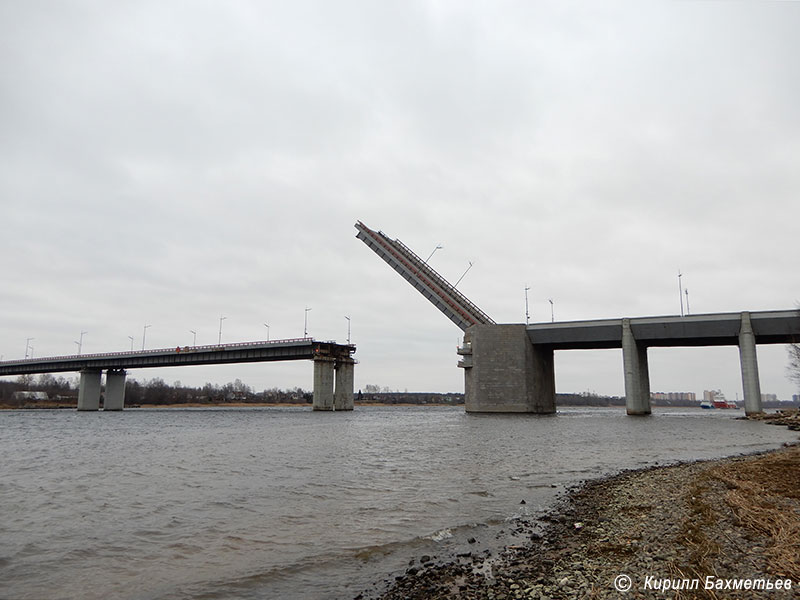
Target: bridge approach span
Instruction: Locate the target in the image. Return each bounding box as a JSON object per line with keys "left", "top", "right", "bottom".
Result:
{"left": 527, "top": 310, "right": 799, "bottom": 349}
{"left": 0, "top": 338, "right": 356, "bottom": 412}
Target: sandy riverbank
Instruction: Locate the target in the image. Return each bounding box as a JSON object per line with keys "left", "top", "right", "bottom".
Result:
{"left": 363, "top": 415, "right": 800, "bottom": 600}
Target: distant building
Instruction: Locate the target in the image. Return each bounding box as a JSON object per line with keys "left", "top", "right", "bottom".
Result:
{"left": 651, "top": 391, "right": 696, "bottom": 401}
{"left": 794, "top": 394, "right": 799, "bottom": 404}
{"left": 761, "top": 393, "right": 778, "bottom": 403}
{"left": 12, "top": 391, "right": 49, "bottom": 402}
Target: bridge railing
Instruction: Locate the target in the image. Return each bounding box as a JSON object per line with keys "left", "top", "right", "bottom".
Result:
{"left": 357, "top": 221, "right": 494, "bottom": 329}
{"left": 386, "top": 232, "right": 495, "bottom": 326}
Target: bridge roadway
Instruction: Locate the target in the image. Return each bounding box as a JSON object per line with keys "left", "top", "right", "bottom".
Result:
{"left": 0, "top": 338, "right": 357, "bottom": 412}
{"left": 526, "top": 310, "right": 799, "bottom": 348}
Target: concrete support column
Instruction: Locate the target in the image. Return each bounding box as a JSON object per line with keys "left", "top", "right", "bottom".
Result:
{"left": 77, "top": 369, "right": 102, "bottom": 411}
{"left": 333, "top": 360, "right": 355, "bottom": 411}
{"left": 738, "top": 311, "right": 763, "bottom": 415}
{"left": 530, "top": 345, "right": 556, "bottom": 413}
{"left": 313, "top": 358, "right": 335, "bottom": 411}
{"left": 104, "top": 369, "right": 126, "bottom": 411}
{"left": 622, "top": 319, "right": 651, "bottom": 416}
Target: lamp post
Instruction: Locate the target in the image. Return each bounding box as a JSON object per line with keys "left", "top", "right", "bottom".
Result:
{"left": 524, "top": 285, "right": 530, "bottom": 325}
{"left": 263, "top": 323, "right": 270, "bottom": 342}
{"left": 685, "top": 289, "right": 691, "bottom": 316}
{"left": 142, "top": 324, "right": 151, "bottom": 350}
{"left": 304, "top": 307, "right": 312, "bottom": 338}
{"left": 548, "top": 298, "right": 554, "bottom": 323}
{"left": 128, "top": 336, "right": 134, "bottom": 351}
{"left": 424, "top": 244, "right": 443, "bottom": 263}
{"left": 25, "top": 337, "right": 34, "bottom": 359}
{"left": 678, "top": 270, "right": 685, "bottom": 317}
{"left": 75, "top": 330, "right": 87, "bottom": 355}
{"left": 345, "top": 316, "right": 351, "bottom": 345}
{"left": 454, "top": 261, "right": 474, "bottom": 288}
{"left": 190, "top": 330, "right": 197, "bottom": 346}
{"left": 218, "top": 316, "right": 226, "bottom": 345}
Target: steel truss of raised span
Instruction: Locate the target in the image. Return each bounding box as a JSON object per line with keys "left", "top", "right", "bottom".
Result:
{"left": 0, "top": 338, "right": 357, "bottom": 412}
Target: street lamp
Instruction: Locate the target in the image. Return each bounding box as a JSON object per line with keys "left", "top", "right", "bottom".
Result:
{"left": 524, "top": 285, "right": 530, "bottom": 325}
{"left": 678, "top": 270, "right": 685, "bottom": 317}
{"left": 345, "top": 316, "right": 351, "bottom": 345}
{"left": 454, "top": 261, "right": 474, "bottom": 288}
{"left": 142, "top": 324, "right": 151, "bottom": 350}
{"left": 304, "top": 307, "right": 312, "bottom": 338}
{"left": 25, "top": 337, "right": 34, "bottom": 359}
{"left": 190, "top": 330, "right": 197, "bottom": 346}
{"left": 548, "top": 298, "right": 554, "bottom": 323}
{"left": 424, "top": 244, "right": 443, "bottom": 263}
{"left": 75, "top": 330, "right": 87, "bottom": 355}
{"left": 128, "top": 336, "right": 134, "bottom": 351}
{"left": 685, "top": 289, "right": 691, "bottom": 316}
{"left": 263, "top": 323, "right": 270, "bottom": 342}
{"left": 218, "top": 316, "right": 226, "bottom": 345}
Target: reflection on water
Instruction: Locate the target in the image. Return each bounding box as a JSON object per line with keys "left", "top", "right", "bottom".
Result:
{"left": 0, "top": 406, "right": 796, "bottom": 599}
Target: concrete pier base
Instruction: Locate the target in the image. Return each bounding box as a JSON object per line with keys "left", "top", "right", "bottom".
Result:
{"left": 313, "top": 358, "right": 335, "bottom": 411}
{"left": 738, "top": 311, "right": 763, "bottom": 415}
{"left": 622, "top": 319, "right": 651, "bottom": 416}
{"left": 104, "top": 369, "right": 126, "bottom": 411}
{"left": 77, "top": 369, "right": 102, "bottom": 411}
{"left": 334, "top": 360, "right": 355, "bottom": 411}
{"left": 463, "top": 324, "right": 556, "bottom": 413}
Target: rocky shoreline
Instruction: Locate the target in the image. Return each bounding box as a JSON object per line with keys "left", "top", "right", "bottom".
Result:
{"left": 359, "top": 413, "right": 800, "bottom": 600}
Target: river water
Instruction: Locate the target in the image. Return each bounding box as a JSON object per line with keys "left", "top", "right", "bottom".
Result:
{"left": 1, "top": 405, "right": 796, "bottom": 600}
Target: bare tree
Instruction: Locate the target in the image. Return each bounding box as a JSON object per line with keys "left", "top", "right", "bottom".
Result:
{"left": 789, "top": 342, "right": 800, "bottom": 387}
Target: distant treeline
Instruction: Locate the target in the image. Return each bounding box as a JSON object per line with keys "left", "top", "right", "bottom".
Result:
{"left": 2, "top": 375, "right": 794, "bottom": 409}
{"left": 0, "top": 374, "right": 312, "bottom": 407}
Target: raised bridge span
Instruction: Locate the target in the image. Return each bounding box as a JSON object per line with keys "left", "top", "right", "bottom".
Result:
{"left": 356, "top": 221, "right": 800, "bottom": 416}
{"left": 0, "top": 339, "right": 356, "bottom": 411}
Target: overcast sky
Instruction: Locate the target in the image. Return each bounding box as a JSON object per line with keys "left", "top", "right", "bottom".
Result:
{"left": 2, "top": 1, "right": 798, "bottom": 401}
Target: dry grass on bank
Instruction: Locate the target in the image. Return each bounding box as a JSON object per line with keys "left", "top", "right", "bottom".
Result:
{"left": 711, "top": 447, "right": 800, "bottom": 582}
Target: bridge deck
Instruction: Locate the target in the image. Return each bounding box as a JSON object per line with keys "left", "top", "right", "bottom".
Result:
{"left": 0, "top": 339, "right": 356, "bottom": 376}
{"left": 526, "top": 310, "right": 800, "bottom": 349}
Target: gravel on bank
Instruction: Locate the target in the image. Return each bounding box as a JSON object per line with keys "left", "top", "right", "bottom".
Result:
{"left": 360, "top": 414, "right": 800, "bottom": 600}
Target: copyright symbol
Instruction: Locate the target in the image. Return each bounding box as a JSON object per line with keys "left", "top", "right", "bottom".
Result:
{"left": 614, "top": 574, "right": 632, "bottom": 593}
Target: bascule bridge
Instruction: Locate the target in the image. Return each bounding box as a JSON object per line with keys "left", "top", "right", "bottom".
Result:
{"left": 355, "top": 221, "right": 800, "bottom": 416}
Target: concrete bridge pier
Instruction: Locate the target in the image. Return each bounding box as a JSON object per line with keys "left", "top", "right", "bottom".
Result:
{"left": 313, "top": 357, "right": 335, "bottom": 411}
{"left": 738, "top": 312, "right": 763, "bottom": 415}
{"left": 334, "top": 360, "right": 355, "bottom": 411}
{"left": 77, "top": 369, "right": 102, "bottom": 411}
{"left": 622, "top": 319, "right": 652, "bottom": 416}
{"left": 104, "top": 369, "right": 126, "bottom": 411}
{"left": 463, "top": 324, "right": 556, "bottom": 413}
